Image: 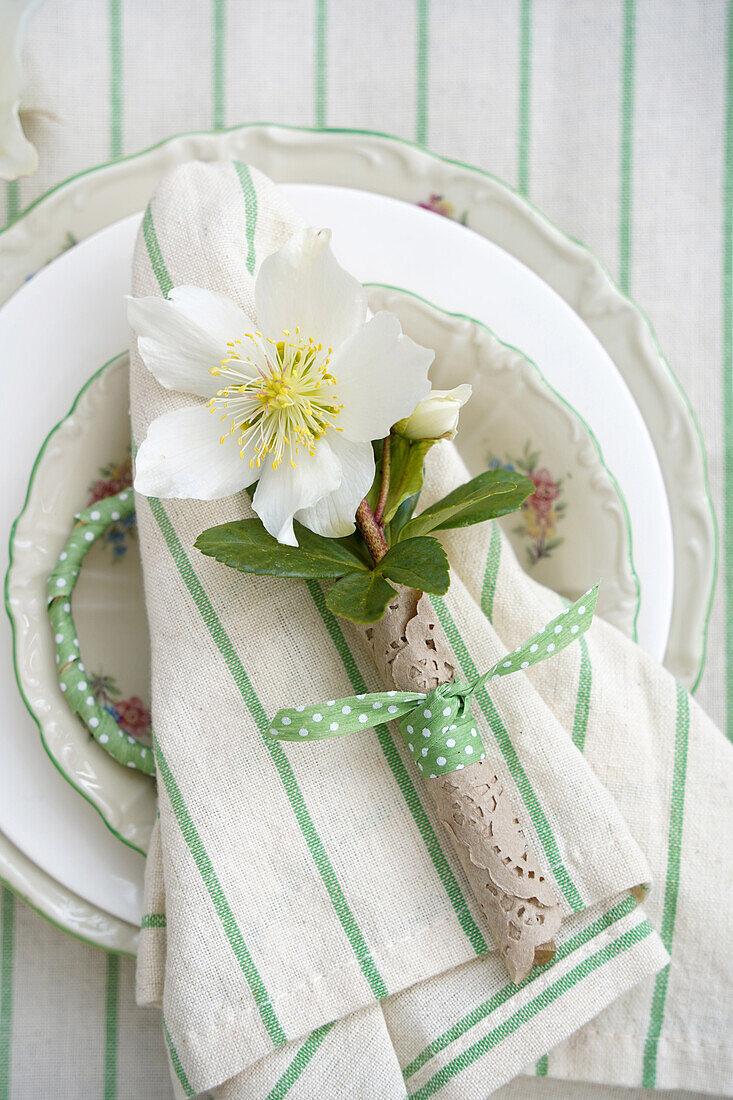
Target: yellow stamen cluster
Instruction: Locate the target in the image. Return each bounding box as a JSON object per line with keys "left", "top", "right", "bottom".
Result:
{"left": 206, "top": 328, "right": 343, "bottom": 470}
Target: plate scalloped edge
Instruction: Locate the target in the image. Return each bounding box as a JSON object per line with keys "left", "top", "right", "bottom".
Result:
{"left": 0, "top": 826, "right": 139, "bottom": 954}
{"left": 0, "top": 122, "right": 714, "bottom": 690}
{"left": 368, "top": 283, "right": 640, "bottom": 633}
{"left": 4, "top": 353, "right": 154, "bottom": 857}
{"left": 6, "top": 287, "right": 640, "bottom": 858}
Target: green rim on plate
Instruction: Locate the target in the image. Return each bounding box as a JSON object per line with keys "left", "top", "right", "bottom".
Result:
{"left": 368, "top": 282, "right": 641, "bottom": 640}
{"left": 4, "top": 354, "right": 151, "bottom": 856}
{"left": 0, "top": 123, "right": 714, "bottom": 690}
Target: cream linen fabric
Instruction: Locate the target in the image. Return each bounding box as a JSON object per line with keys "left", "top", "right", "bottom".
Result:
{"left": 127, "top": 159, "right": 733, "bottom": 1100}
{"left": 3, "top": 7, "right": 733, "bottom": 1098}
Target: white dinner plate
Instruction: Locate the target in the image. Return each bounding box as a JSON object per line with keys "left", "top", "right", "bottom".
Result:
{"left": 8, "top": 284, "right": 638, "bottom": 858}
{"left": 1, "top": 183, "right": 671, "bottom": 924}
{"left": 0, "top": 125, "right": 711, "bottom": 686}
{"left": 0, "top": 148, "right": 686, "bottom": 937}
{"left": 0, "top": 163, "right": 684, "bottom": 933}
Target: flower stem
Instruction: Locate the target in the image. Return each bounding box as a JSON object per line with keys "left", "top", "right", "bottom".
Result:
{"left": 355, "top": 498, "right": 389, "bottom": 563}
{"left": 373, "top": 435, "right": 391, "bottom": 526}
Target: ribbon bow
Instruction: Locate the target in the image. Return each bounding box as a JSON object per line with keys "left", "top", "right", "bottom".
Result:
{"left": 267, "top": 586, "right": 598, "bottom": 777}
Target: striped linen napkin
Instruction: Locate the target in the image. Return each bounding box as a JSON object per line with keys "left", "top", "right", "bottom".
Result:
{"left": 130, "top": 162, "right": 731, "bottom": 1099}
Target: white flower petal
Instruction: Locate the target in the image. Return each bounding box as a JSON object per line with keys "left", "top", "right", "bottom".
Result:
{"left": 252, "top": 439, "right": 342, "bottom": 546}
{"left": 127, "top": 286, "right": 255, "bottom": 397}
{"left": 255, "top": 228, "right": 367, "bottom": 351}
{"left": 134, "top": 404, "right": 253, "bottom": 501}
{"left": 330, "top": 312, "right": 433, "bottom": 442}
{"left": 296, "top": 436, "right": 375, "bottom": 539}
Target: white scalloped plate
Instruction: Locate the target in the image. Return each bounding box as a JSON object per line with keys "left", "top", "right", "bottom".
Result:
{"left": 0, "top": 124, "right": 712, "bottom": 688}
{"left": 0, "top": 124, "right": 709, "bottom": 950}
{"left": 8, "top": 287, "right": 634, "bottom": 859}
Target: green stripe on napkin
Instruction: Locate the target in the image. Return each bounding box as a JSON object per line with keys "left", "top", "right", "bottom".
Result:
{"left": 430, "top": 595, "right": 584, "bottom": 911}
{"left": 304, "top": 581, "right": 488, "bottom": 955}
{"left": 572, "top": 637, "right": 592, "bottom": 753}
{"left": 147, "top": 494, "right": 387, "bottom": 1001}
{"left": 163, "top": 1017, "right": 195, "bottom": 1098}
{"left": 641, "top": 682, "right": 690, "bottom": 1086}
{"left": 154, "top": 732, "right": 287, "bottom": 1045}
{"left": 403, "top": 893, "right": 637, "bottom": 1079}
{"left": 411, "top": 920, "right": 654, "bottom": 1099}
{"left": 266, "top": 1023, "right": 334, "bottom": 1100}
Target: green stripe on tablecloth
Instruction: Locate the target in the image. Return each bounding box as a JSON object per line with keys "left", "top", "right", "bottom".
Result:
{"left": 535, "top": 1053, "right": 548, "bottom": 1076}
{"left": 233, "top": 162, "right": 258, "bottom": 275}
{"left": 103, "top": 954, "right": 119, "bottom": 1100}
{"left": 480, "top": 523, "right": 502, "bottom": 621}
{"left": 411, "top": 920, "right": 654, "bottom": 1098}
{"left": 154, "top": 734, "right": 287, "bottom": 1044}
{"left": 212, "top": 0, "right": 227, "bottom": 129}
{"left": 518, "top": 0, "right": 532, "bottom": 195}
{"left": 724, "top": 0, "right": 733, "bottom": 740}
{"left": 314, "top": 0, "right": 328, "bottom": 127}
{"left": 403, "top": 893, "right": 636, "bottom": 1079}
{"left": 109, "top": 0, "right": 123, "bottom": 159}
{"left": 5, "top": 182, "right": 19, "bottom": 226}
{"left": 641, "top": 683, "right": 690, "bottom": 1086}
{"left": 430, "top": 595, "right": 583, "bottom": 910}
{"left": 266, "top": 1022, "right": 334, "bottom": 1100}
{"left": 0, "top": 890, "right": 14, "bottom": 1100}
{"left": 146, "top": 497, "right": 387, "bottom": 1001}
{"left": 140, "top": 913, "right": 167, "bottom": 929}
{"left": 163, "top": 1017, "right": 195, "bottom": 1098}
{"left": 571, "top": 636, "right": 592, "bottom": 752}
{"left": 619, "top": 0, "right": 636, "bottom": 292}
{"left": 415, "top": 0, "right": 429, "bottom": 145}
{"left": 142, "top": 207, "right": 173, "bottom": 297}
{"left": 305, "top": 580, "right": 488, "bottom": 957}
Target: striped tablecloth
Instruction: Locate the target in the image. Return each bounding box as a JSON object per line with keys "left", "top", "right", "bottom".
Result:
{"left": 0, "top": 2, "right": 728, "bottom": 1097}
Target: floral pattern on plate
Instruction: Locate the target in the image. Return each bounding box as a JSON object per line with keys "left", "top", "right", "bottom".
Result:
{"left": 417, "top": 193, "right": 468, "bottom": 225}
{"left": 87, "top": 672, "right": 152, "bottom": 747}
{"left": 87, "top": 455, "right": 135, "bottom": 557}
{"left": 488, "top": 442, "right": 566, "bottom": 566}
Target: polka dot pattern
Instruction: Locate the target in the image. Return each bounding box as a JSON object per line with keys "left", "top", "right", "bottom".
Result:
{"left": 266, "top": 586, "right": 598, "bottom": 780}
{"left": 268, "top": 683, "right": 487, "bottom": 777}
{"left": 47, "top": 489, "right": 155, "bottom": 776}
{"left": 477, "top": 585, "right": 599, "bottom": 690}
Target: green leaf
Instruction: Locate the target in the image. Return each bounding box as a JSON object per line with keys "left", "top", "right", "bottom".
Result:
{"left": 383, "top": 491, "right": 420, "bottom": 544}
{"left": 195, "top": 519, "right": 369, "bottom": 579}
{"left": 398, "top": 469, "right": 535, "bottom": 541}
{"left": 325, "top": 571, "right": 396, "bottom": 623}
{"left": 380, "top": 435, "right": 435, "bottom": 525}
{"left": 376, "top": 536, "right": 450, "bottom": 594}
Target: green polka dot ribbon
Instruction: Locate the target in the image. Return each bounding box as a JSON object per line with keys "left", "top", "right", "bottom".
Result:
{"left": 46, "top": 489, "right": 155, "bottom": 777}
{"left": 267, "top": 585, "right": 599, "bottom": 778}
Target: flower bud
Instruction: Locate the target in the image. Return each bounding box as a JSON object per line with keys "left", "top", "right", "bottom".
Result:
{"left": 395, "top": 384, "right": 472, "bottom": 441}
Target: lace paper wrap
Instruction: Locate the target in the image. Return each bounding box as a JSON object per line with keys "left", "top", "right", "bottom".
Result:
{"left": 362, "top": 587, "right": 563, "bottom": 983}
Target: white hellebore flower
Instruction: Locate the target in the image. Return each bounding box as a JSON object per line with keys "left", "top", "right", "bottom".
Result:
{"left": 129, "top": 227, "right": 433, "bottom": 545}
{"left": 396, "top": 384, "right": 472, "bottom": 441}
